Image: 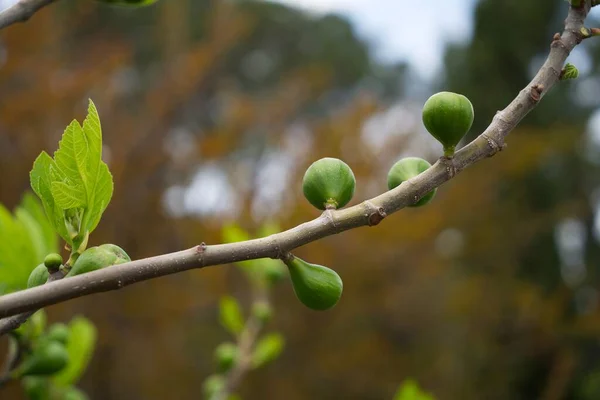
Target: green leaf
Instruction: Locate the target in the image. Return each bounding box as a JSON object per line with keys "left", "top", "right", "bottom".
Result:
{"left": 393, "top": 379, "right": 435, "bottom": 400}
{"left": 0, "top": 204, "right": 38, "bottom": 291}
{"left": 29, "top": 100, "right": 113, "bottom": 247}
{"left": 30, "top": 152, "right": 71, "bottom": 244}
{"left": 251, "top": 332, "right": 284, "bottom": 369}
{"left": 20, "top": 193, "right": 59, "bottom": 258}
{"left": 53, "top": 316, "right": 97, "bottom": 386}
{"left": 219, "top": 296, "right": 245, "bottom": 336}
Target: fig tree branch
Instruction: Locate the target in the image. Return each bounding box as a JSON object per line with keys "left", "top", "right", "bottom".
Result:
{"left": 0, "top": 0, "right": 56, "bottom": 31}
{"left": 0, "top": 1, "right": 594, "bottom": 330}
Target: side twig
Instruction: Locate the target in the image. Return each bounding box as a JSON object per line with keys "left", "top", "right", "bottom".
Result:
{"left": 0, "top": 0, "right": 56, "bottom": 31}
{"left": 0, "top": 1, "right": 594, "bottom": 333}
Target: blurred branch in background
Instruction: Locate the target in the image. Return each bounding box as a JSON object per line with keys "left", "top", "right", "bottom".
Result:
{"left": 0, "top": 0, "right": 56, "bottom": 30}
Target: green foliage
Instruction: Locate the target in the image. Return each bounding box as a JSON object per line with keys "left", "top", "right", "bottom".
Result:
{"left": 30, "top": 100, "right": 113, "bottom": 253}
{"left": 250, "top": 333, "right": 285, "bottom": 369}
{"left": 219, "top": 296, "right": 245, "bottom": 336}
{"left": 0, "top": 195, "right": 58, "bottom": 294}
{"left": 284, "top": 256, "right": 343, "bottom": 311}
{"left": 302, "top": 157, "right": 356, "bottom": 210}
{"left": 214, "top": 342, "right": 239, "bottom": 373}
{"left": 561, "top": 63, "right": 579, "bottom": 80}
{"left": 393, "top": 379, "right": 435, "bottom": 400}
{"left": 53, "top": 316, "right": 97, "bottom": 386}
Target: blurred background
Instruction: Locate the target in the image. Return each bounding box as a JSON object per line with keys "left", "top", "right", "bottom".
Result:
{"left": 1, "top": 0, "right": 600, "bottom": 398}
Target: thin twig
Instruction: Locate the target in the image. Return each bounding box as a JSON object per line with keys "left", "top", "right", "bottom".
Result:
{"left": 213, "top": 295, "right": 268, "bottom": 400}
{"left": 0, "top": 1, "right": 594, "bottom": 332}
{"left": 0, "top": 0, "right": 57, "bottom": 31}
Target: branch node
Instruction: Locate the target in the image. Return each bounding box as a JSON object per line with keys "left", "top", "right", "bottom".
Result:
{"left": 196, "top": 242, "right": 207, "bottom": 266}
{"left": 481, "top": 133, "right": 505, "bottom": 155}
{"left": 441, "top": 156, "right": 457, "bottom": 179}
{"left": 530, "top": 84, "right": 544, "bottom": 103}
{"left": 362, "top": 201, "right": 386, "bottom": 226}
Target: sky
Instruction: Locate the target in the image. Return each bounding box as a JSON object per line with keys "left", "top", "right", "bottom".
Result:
{"left": 0, "top": 0, "right": 476, "bottom": 79}
{"left": 268, "top": 0, "right": 477, "bottom": 78}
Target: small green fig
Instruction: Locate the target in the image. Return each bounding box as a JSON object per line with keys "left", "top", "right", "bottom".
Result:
{"left": 422, "top": 91, "right": 474, "bottom": 157}
{"left": 21, "top": 377, "right": 48, "bottom": 400}
{"left": 46, "top": 323, "right": 70, "bottom": 345}
{"left": 203, "top": 374, "right": 225, "bottom": 398}
{"left": 214, "top": 342, "right": 238, "bottom": 372}
{"left": 63, "top": 387, "right": 89, "bottom": 400}
{"left": 66, "top": 244, "right": 130, "bottom": 277}
{"left": 14, "top": 341, "right": 69, "bottom": 377}
{"left": 43, "top": 253, "right": 63, "bottom": 271}
{"left": 251, "top": 301, "right": 272, "bottom": 323}
{"left": 284, "top": 256, "right": 343, "bottom": 311}
{"left": 302, "top": 157, "right": 355, "bottom": 210}
{"left": 387, "top": 157, "right": 437, "bottom": 207}
{"left": 27, "top": 264, "right": 49, "bottom": 289}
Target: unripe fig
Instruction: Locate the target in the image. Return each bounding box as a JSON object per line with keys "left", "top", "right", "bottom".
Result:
{"left": 387, "top": 157, "right": 437, "bottom": 207}
{"left": 284, "top": 256, "right": 343, "bottom": 311}
{"left": 43, "top": 253, "right": 63, "bottom": 272}
{"left": 214, "top": 342, "right": 238, "bottom": 372}
{"left": 302, "top": 157, "right": 355, "bottom": 210}
{"left": 203, "top": 374, "right": 225, "bottom": 398}
{"left": 46, "top": 323, "right": 70, "bottom": 345}
{"left": 66, "top": 244, "right": 130, "bottom": 277}
{"left": 27, "top": 264, "right": 49, "bottom": 288}
{"left": 251, "top": 301, "right": 272, "bottom": 323}
{"left": 63, "top": 387, "right": 89, "bottom": 400}
{"left": 14, "top": 341, "right": 69, "bottom": 377}
{"left": 422, "top": 91, "right": 474, "bottom": 157}
{"left": 22, "top": 377, "right": 47, "bottom": 400}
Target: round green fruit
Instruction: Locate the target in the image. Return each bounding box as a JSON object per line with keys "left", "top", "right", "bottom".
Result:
{"left": 284, "top": 256, "right": 343, "bottom": 311}
{"left": 203, "top": 374, "right": 225, "bottom": 398}
{"left": 387, "top": 157, "right": 437, "bottom": 207}
{"left": 66, "top": 244, "right": 130, "bottom": 277}
{"left": 43, "top": 253, "right": 63, "bottom": 271}
{"left": 214, "top": 342, "right": 238, "bottom": 372}
{"left": 22, "top": 377, "right": 48, "bottom": 400}
{"left": 15, "top": 341, "right": 69, "bottom": 377}
{"left": 27, "top": 264, "right": 49, "bottom": 289}
{"left": 46, "top": 323, "right": 70, "bottom": 345}
{"left": 302, "top": 157, "right": 355, "bottom": 210}
{"left": 422, "top": 91, "right": 474, "bottom": 156}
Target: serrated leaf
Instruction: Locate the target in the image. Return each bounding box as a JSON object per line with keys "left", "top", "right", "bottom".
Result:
{"left": 30, "top": 100, "right": 113, "bottom": 245}
{"left": 219, "top": 296, "right": 245, "bottom": 336}
{"left": 251, "top": 332, "right": 284, "bottom": 369}
{"left": 30, "top": 152, "right": 70, "bottom": 243}
{"left": 53, "top": 316, "right": 97, "bottom": 386}
{"left": 20, "top": 193, "right": 58, "bottom": 258}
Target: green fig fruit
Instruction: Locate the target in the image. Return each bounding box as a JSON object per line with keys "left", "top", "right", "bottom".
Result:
{"left": 46, "top": 323, "right": 70, "bottom": 345}
{"left": 98, "top": 243, "right": 131, "bottom": 263}
{"left": 66, "top": 244, "right": 130, "bottom": 277}
{"left": 422, "top": 91, "right": 474, "bottom": 157}
{"left": 95, "top": 0, "right": 159, "bottom": 7}
{"left": 27, "top": 264, "right": 49, "bottom": 289}
{"left": 21, "top": 377, "right": 48, "bottom": 400}
{"left": 63, "top": 387, "right": 89, "bottom": 400}
{"left": 214, "top": 342, "right": 238, "bottom": 373}
{"left": 14, "top": 341, "right": 69, "bottom": 377}
{"left": 251, "top": 301, "right": 272, "bottom": 323}
{"left": 284, "top": 256, "right": 343, "bottom": 311}
{"left": 203, "top": 374, "right": 225, "bottom": 398}
{"left": 387, "top": 157, "right": 437, "bottom": 207}
{"left": 302, "top": 157, "right": 356, "bottom": 210}
{"left": 43, "top": 253, "right": 63, "bottom": 272}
